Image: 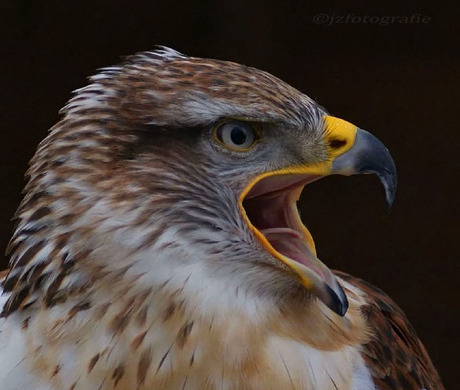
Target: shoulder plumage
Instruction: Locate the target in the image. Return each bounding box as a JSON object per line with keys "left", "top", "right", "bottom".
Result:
{"left": 335, "top": 271, "right": 444, "bottom": 390}
{"left": 0, "top": 270, "right": 7, "bottom": 311}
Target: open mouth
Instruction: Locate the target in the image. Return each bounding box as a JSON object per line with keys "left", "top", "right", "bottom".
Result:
{"left": 236, "top": 116, "right": 397, "bottom": 317}
{"left": 239, "top": 172, "right": 349, "bottom": 316}
{"left": 242, "top": 174, "right": 321, "bottom": 273}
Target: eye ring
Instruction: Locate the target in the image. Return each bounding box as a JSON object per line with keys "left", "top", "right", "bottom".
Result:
{"left": 213, "top": 121, "right": 260, "bottom": 151}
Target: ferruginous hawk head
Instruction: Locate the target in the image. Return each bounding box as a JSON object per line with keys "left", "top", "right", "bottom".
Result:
{"left": 0, "top": 48, "right": 442, "bottom": 390}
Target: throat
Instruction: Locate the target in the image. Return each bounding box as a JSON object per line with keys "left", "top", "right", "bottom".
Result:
{"left": 16, "top": 278, "right": 369, "bottom": 390}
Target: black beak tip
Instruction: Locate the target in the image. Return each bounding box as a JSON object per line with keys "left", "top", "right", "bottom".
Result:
{"left": 331, "top": 128, "right": 398, "bottom": 211}
{"left": 381, "top": 169, "right": 397, "bottom": 210}
{"left": 325, "top": 283, "right": 349, "bottom": 317}
{"left": 354, "top": 129, "right": 398, "bottom": 211}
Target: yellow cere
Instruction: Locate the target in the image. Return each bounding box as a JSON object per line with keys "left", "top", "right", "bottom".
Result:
{"left": 323, "top": 115, "right": 358, "bottom": 158}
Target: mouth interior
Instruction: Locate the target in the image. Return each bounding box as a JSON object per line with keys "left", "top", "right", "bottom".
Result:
{"left": 242, "top": 174, "right": 323, "bottom": 271}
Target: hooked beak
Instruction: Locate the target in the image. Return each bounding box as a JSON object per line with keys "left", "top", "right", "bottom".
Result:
{"left": 239, "top": 116, "right": 397, "bottom": 316}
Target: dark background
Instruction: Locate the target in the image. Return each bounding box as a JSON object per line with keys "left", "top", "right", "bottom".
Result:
{"left": 0, "top": 1, "right": 457, "bottom": 388}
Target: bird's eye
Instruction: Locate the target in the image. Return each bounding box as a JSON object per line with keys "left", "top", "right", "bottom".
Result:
{"left": 214, "top": 121, "right": 258, "bottom": 151}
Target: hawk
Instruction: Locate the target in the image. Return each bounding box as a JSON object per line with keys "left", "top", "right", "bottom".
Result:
{"left": 0, "top": 47, "right": 443, "bottom": 390}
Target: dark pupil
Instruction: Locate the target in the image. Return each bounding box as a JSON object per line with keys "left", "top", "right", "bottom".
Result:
{"left": 230, "top": 127, "right": 247, "bottom": 145}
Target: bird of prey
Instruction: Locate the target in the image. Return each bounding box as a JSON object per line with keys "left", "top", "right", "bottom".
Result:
{"left": 0, "top": 47, "right": 443, "bottom": 390}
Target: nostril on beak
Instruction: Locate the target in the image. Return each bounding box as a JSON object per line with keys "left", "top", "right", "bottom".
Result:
{"left": 329, "top": 139, "right": 347, "bottom": 149}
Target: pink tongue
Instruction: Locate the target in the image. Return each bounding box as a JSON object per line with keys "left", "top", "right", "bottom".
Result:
{"left": 261, "top": 228, "right": 327, "bottom": 280}
{"left": 261, "top": 228, "right": 303, "bottom": 240}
